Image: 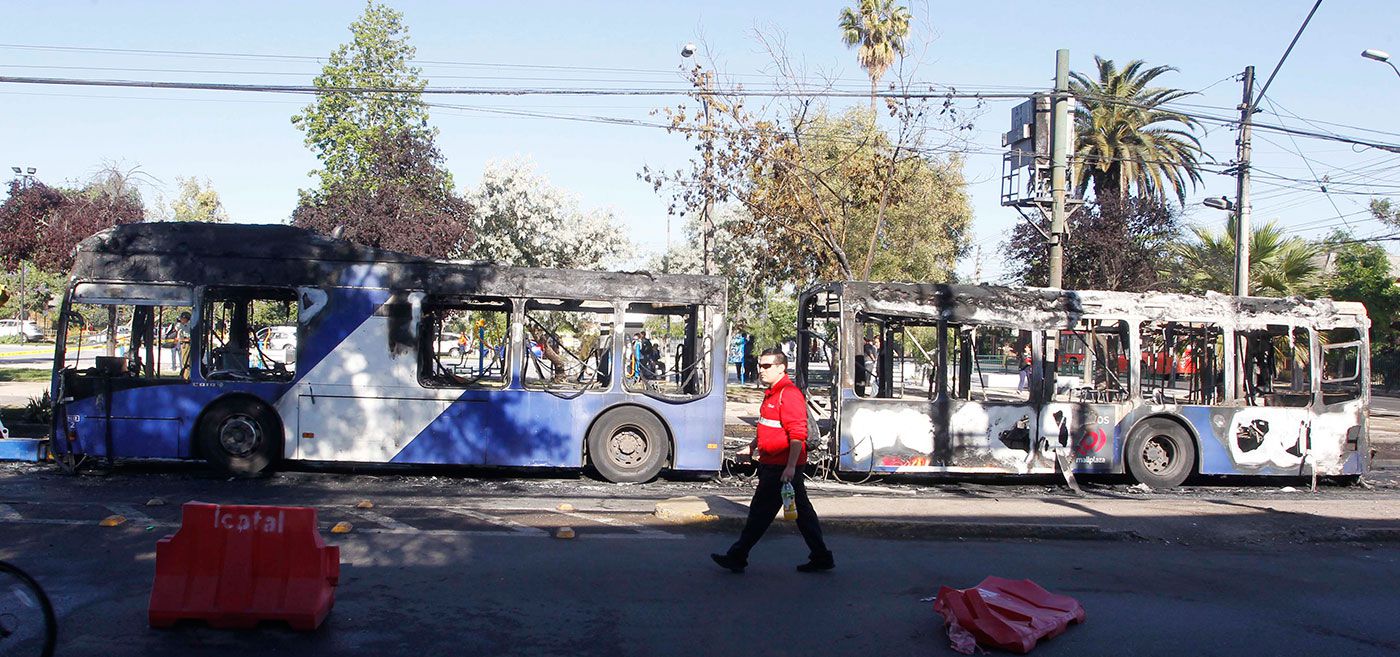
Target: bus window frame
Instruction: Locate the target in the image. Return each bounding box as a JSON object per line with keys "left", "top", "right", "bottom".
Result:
{"left": 418, "top": 295, "right": 515, "bottom": 390}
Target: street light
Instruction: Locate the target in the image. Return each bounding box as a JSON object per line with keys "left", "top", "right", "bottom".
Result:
{"left": 1202, "top": 196, "right": 1237, "bottom": 212}
{"left": 1362, "top": 49, "right": 1400, "bottom": 78}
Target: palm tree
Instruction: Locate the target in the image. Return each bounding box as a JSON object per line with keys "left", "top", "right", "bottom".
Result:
{"left": 1071, "top": 56, "right": 1204, "bottom": 204}
{"left": 1168, "top": 216, "right": 1323, "bottom": 297}
{"left": 839, "top": 0, "right": 912, "bottom": 112}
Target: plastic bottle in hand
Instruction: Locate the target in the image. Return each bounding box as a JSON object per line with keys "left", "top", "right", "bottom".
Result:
{"left": 781, "top": 482, "right": 797, "bottom": 520}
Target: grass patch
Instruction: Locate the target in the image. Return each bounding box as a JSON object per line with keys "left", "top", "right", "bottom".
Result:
{"left": 0, "top": 368, "right": 50, "bottom": 383}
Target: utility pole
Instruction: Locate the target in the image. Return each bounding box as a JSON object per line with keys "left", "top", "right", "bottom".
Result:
{"left": 1047, "top": 49, "right": 1071, "bottom": 289}
{"left": 1232, "top": 66, "right": 1255, "bottom": 297}
{"left": 701, "top": 93, "right": 714, "bottom": 277}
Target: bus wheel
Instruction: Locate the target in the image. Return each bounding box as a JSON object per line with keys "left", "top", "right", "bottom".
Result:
{"left": 588, "top": 407, "right": 669, "bottom": 483}
{"left": 1126, "top": 418, "right": 1195, "bottom": 488}
{"left": 198, "top": 398, "right": 278, "bottom": 476}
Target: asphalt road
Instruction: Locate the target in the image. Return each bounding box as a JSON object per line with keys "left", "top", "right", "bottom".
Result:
{"left": 3, "top": 510, "right": 1396, "bottom": 656}
{"left": 0, "top": 465, "right": 1398, "bottom": 655}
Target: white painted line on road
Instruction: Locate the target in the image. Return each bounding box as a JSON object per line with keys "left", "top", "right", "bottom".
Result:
{"left": 0, "top": 504, "right": 23, "bottom": 521}
{"left": 105, "top": 504, "right": 154, "bottom": 524}
{"left": 345, "top": 508, "right": 421, "bottom": 533}
{"left": 346, "top": 527, "right": 684, "bottom": 540}
{"left": 549, "top": 508, "right": 679, "bottom": 538}
{"left": 0, "top": 517, "right": 141, "bottom": 527}
{"left": 443, "top": 508, "right": 547, "bottom": 535}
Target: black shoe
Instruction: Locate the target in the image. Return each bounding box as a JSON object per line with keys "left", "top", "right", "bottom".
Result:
{"left": 710, "top": 553, "right": 746, "bottom": 573}
{"left": 796, "top": 556, "right": 835, "bottom": 573}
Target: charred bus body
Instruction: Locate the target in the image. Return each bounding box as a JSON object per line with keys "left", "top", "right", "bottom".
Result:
{"left": 50, "top": 223, "right": 726, "bottom": 482}
{"left": 796, "top": 281, "right": 1370, "bottom": 487}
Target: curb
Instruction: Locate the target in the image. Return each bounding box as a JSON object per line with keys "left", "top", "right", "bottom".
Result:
{"left": 654, "top": 497, "right": 1116, "bottom": 541}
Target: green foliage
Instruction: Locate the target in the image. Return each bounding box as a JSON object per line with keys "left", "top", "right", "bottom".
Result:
{"left": 1004, "top": 196, "right": 1181, "bottom": 291}
{"left": 0, "top": 264, "right": 64, "bottom": 326}
{"left": 291, "top": 1, "right": 442, "bottom": 195}
{"left": 0, "top": 368, "right": 50, "bottom": 382}
{"left": 838, "top": 0, "right": 911, "bottom": 109}
{"left": 1167, "top": 215, "right": 1323, "bottom": 297}
{"left": 749, "top": 292, "right": 798, "bottom": 351}
{"left": 168, "top": 177, "right": 228, "bottom": 223}
{"left": 1071, "top": 56, "right": 1204, "bottom": 203}
{"left": 1370, "top": 198, "right": 1399, "bottom": 229}
{"left": 731, "top": 107, "right": 971, "bottom": 286}
{"left": 24, "top": 389, "right": 52, "bottom": 424}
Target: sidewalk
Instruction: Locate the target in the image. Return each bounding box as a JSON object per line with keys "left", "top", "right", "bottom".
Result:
{"left": 654, "top": 478, "right": 1400, "bottom": 545}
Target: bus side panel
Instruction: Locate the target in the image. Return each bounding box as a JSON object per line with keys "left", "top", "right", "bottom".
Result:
{"left": 1177, "top": 406, "right": 1327, "bottom": 476}
{"left": 392, "top": 391, "right": 725, "bottom": 471}
{"left": 1038, "top": 402, "right": 1127, "bottom": 474}
{"left": 393, "top": 390, "right": 582, "bottom": 467}
{"left": 63, "top": 383, "right": 289, "bottom": 459}
{"left": 1310, "top": 399, "right": 1366, "bottom": 475}
{"left": 649, "top": 392, "right": 725, "bottom": 471}
{"left": 837, "top": 395, "right": 1050, "bottom": 474}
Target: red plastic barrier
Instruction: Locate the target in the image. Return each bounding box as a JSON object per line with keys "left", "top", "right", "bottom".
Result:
{"left": 149, "top": 502, "right": 340, "bottom": 630}
{"left": 933, "top": 576, "right": 1084, "bottom": 654}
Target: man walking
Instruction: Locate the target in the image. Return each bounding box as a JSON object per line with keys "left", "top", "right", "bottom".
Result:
{"left": 711, "top": 348, "right": 834, "bottom": 573}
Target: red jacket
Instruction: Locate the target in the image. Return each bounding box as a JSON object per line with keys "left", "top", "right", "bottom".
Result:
{"left": 755, "top": 374, "right": 808, "bottom": 465}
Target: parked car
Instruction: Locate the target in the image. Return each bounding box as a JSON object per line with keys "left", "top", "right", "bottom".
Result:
{"left": 0, "top": 319, "right": 44, "bottom": 342}
{"left": 255, "top": 325, "right": 297, "bottom": 361}
{"left": 436, "top": 332, "right": 465, "bottom": 357}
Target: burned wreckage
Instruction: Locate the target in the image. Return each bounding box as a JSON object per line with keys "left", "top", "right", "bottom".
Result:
{"left": 48, "top": 223, "right": 727, "bottom": 483}
{"left": 795, "top": 281, "right": 1370, "bottom": 487}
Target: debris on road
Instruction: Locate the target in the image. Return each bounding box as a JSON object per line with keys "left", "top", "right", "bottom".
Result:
{"left": 933, "top": 576, "right": 1084, "bottom": 654}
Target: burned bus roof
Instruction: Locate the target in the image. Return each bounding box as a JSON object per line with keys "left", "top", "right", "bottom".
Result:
{"left": 70, "top": 223, "right": 726, "bottom": 305}
{"left": 804, "top": 280, "right": 1369, "bottom": 331}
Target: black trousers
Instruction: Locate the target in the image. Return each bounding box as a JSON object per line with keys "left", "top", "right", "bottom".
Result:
{"left": 727, "top": 464, "right": 831, "bottom": 562}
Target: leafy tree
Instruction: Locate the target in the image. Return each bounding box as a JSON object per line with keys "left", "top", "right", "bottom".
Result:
{"left": 0, "top": 177, "right": 144, "bottom": 272}
{"left": 292, "top": 128, "right": 472, "bottom": 258}
{"left": 1071, "top": 56, "right": 1204, "bottom": 203}
{"left": 0, "top": 265, "right": 65, "bottom": 326}
{"left": 168, "top": 176, "right": 229, "bottom": 223}
{"left": 838, "top": 0, "right": 911, "bottom": 111}
{"left": 1167, "top": 215, "right": 1322, "bottom": 297}
{"left": 648, "top": 206, "right": 773, "bottom": 317}
{"left": 461, "top": 158, "right": 632, "bottom": 270}
{"left": 1003, "top": 196, "right": 1180, "bottom": 291}
{"left": 1370, "top": 198, "right": 1399, "bottom": 229}
{"left": 291, "top": 1, "right": 441, "bottom": 195}
{"left": 757, "top": 108, "right": 971, "bottom": 283}
{"left": 645, "top": 88, "right": 971, "bottom": 290}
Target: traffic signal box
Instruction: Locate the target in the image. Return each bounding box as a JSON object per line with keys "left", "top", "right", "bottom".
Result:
{"left": 149, "top": 502, "right": 340, "bottom": 631}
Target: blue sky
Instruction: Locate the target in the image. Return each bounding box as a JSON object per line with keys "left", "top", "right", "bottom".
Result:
{"left": 3, "top": 1, "right": 1398, "bottom": 282}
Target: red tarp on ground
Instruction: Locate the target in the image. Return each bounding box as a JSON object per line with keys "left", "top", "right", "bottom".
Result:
{"left": 933, "top": 576, "right": 1085, "bottom": 654}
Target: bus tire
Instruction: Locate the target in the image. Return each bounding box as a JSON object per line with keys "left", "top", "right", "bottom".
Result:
{"left": 1125, "top": 418, "right": 1195, "bottom": 489}
{"left": 197, "top": 397, "right": 279, "bottom": 476}
{"left": 587, "top": 407, "right": 670, "bottom": 483}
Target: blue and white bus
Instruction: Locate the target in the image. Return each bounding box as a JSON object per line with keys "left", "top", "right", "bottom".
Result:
{"left": 797, "top": 282, "right": 1371, "bottom": 487}
{"left": 50, "top": 223, "right": 726, "bottom": 482}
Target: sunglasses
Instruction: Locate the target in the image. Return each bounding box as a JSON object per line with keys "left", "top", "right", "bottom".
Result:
{"left": 757, "top": 362, "right": 782, "bottom": 370}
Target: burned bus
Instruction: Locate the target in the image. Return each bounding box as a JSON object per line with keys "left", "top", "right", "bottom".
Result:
{"left": 50, "top": 223, "right": 726, "bottom": 482}
{"left": 796, "top": 282, "right": 1370, "bottom": 487}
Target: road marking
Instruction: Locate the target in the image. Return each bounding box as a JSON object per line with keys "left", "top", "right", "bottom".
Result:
{"left": 442, "top": 508, "right": 546, "bottom": 535}
{"left": 549, "top": 508, "right": 678, "bottom": 538}
{"left": 345, "top": 508, "right": 420, "bottom": 533}
{"left": 0, "top": 504, "right": 23, "bottom": 521}
{"left": 105, "top": 504, "right": 154, "bottom": 524}
{"left": 0, "top": 348, "right": 53, "bottom": 357}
